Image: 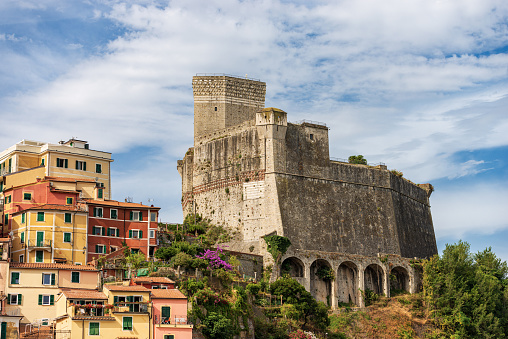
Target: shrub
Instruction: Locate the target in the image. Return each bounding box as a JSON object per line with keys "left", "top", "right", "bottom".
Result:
{"left": 348, "top": 155, "right": 367, "bottom": 165}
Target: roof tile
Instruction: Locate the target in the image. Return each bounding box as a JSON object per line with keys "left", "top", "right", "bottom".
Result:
{"left": 62, "top": 290, "right": 107, "bottom": 299}
{"left": 150, "top": 289, "right": 187, "bottom": 299}
{"left": 10, "top": 262, "right": 98, "bottom": 271}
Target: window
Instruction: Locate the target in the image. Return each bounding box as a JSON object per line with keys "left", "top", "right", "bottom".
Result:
{"left": 66, "top": 197, "right": 73, "bottom": 205}
{"left": 214, "top": 106, "right": 218, "bottom": 111}
{"left": 93, "top": 207, "right": 103, "bottom": 218}
{"left": 111, "top": 246, "right": 118, "bottom": 253}
{"left": 20, "top": 231, "right": 25, "bottom": 243}
{"left": 97, "top": 188, "right": 103, "bottom": 199}
{"left": 75, "top": 160, "right": 86, "bottom": 171}
{"left": 37, "top": 212, "right": 45, "bottom": 222}
{"left": 161, "top": 306, "right": 171, "bottom": 323}
{"left": 8, "top": 294, "right": 21, "bottom": 305}
{"left": 129, "top": 230, "right": 142, "bottom": 239}
{"left": 64, "top": 232, "right": 71, "bottom": 243}
{"left": 92, "top": 226, "right": 105, "bottom": 236}
{"left": 4, "top": 196, "right": 11, "bottom": 204}
{"left": 95, "top": 164, "right": 102, "bottom": 173}
{"left": 42, "top": 273, "right": 56, "bottom": 285}
{"left": 56, "top": 158, "right": 68, "bottom": 168}
{"left": 89, "top": 322, "right": 99, "bottom": 336}
{"left": 150, "top": 212, "right": 157, "bottom": 222}
{"left": 130, "top": 211, "right": 142, "bottom": 221}
{"left": 4, "top": 214, "right": 8, "bottom": 225}
{"left": 21, "top": 213, "right": 26, "bottom": 224}
{"left": 131, "top": 248, "right": 139, "bottom": 254}
{"left": 38, "top": 294, "right": 54, "bottom": 306}
{"left": 19, "top": 254, "right": 24, "bottom": 263}
{"left": 41, "top": 319, "right": 49, "bottom": 326}
{"left": 149, "top": 229, "right": 155, "bottom": 238}
{"left": 41, "top": 158, "right": 45, "bottom": 166}
{"left": 36, "top": 250, "right": 44, "bottom": 263}
{"left": 310, "top": 133, "right": 314, "bottom": 140}
{"left": 123, "top": 316, "right": 133, "bottom": 331}
{"left": 71, "top": 271, "right": 80, "bottom": 283}
{"left": 95, "top": 244, "right": 106, "bottom": 254}
{"left": 108, "top": 227, "right": 119, "bottom": 237}
{"left": 10, "top": 272, "right": 20, "bottom": 285}
{"left": 164, "top": 335, "right": 175, "bottom": 339}
{"left": 23, "top": 192, "right": 32, "bottom": 200}
{"left": 110, "top": 209, "right": 118, "bottom": 219}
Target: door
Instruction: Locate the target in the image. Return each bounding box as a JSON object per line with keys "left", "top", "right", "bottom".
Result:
{"left": 36, "top": 231, "right": 44, "bottom": 246}
{"left": 1, "top": 322, "right": 6, "bottom": 339}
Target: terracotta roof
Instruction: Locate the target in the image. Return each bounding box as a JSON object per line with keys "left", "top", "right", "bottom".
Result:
{"left": 150, "top": 289, "right": 187, "bottom": 299}
{"left": 62, "top": 290, "right": 107, "bottom": 299}
{"left": 72, "top": 316, "right": 115, "bottom": 321}
{"left": 84, "top": 199, "right": 160, "bottom": 210}
{"left": 10, "top": 262, "right": 98, "bottom": 271}
{"left": 104, "top": 285, "right": 149, "bottom": 292}
{"left": 132, "top": 277, "right": 175, "bottom": 284}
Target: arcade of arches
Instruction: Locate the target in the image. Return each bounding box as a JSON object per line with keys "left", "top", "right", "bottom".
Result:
{"left": 280, "top": 251, "right": 418, "bottom": 308}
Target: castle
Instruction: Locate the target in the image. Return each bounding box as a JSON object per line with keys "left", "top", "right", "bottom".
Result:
{"left": 178, "top": 74, "right": 438, "bottom": 307}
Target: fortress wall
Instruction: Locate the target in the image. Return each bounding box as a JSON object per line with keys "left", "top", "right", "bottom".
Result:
{"left": 276, "top": 174, "right": 401, "bottom": 256}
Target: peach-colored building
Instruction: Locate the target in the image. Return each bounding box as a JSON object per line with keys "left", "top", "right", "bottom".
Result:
{"left": 151, "top": 289, "right": 193, "bottom": 339}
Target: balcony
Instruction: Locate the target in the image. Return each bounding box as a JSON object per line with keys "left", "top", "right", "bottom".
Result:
{"left": 27, "top": 239, "right": 52, "bottom": 251}
{"left": 71, "top": 304, "right": 114, "bottom": 320}
{"left": 155, "top": 315, "right": 192, "bottom": 327}
{"left": 113, "top": 302, "right": 149, "bottom": 314}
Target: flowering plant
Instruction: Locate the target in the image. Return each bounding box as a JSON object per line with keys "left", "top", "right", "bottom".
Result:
{"left": 196, "top": 246, "right": 232, "bottom": 271}
{"left": 289, "top": 330, "right": 317, "bottom": 339}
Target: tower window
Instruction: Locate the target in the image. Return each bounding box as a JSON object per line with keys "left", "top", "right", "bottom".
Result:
{"left": 310, "top": 134, "right": 314, "bottom": 140}
{"left": 214, "top": 107, "right": 217, "bottom": 111}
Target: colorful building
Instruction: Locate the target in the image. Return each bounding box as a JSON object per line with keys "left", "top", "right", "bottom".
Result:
{"left": 4, "top": 173, "right": 94, "bottom": 264}
{"left": 0, "top": 238, "right": 23, "bottom": 339}
{"left": 85, "top": 199, "right": 160, "bottom": 261}
{"left": 0, "top": 138, "right": 112, "bottom": 200}
{"left": 5, "top": 262, "right": 99, "bottom": 329}
{"left": 151, "top": 289, "right": 192, "bottom": 339}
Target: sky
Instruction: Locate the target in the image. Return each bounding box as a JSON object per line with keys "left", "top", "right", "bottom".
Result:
{"left": 1, "top": 0, "right": 507, "bottom": 261}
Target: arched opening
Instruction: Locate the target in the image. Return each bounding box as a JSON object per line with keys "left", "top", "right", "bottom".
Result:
{"left": 337, "top": 261, "right": 358, "bottom": 306}
{"left": 364, "top": 264, "right": 385, "bottom": 296}
{"left": 390, "top": 266, "right": 410, "bottom": 295}
{"left": 280, "top": 257, "right": 304, "bottom": 278}
{"left": 310, "top": 259, "right": 333, "bottom": 306}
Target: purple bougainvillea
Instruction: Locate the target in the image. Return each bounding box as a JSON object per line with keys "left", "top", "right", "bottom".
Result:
{"left": 196, "top": 246, "right": 233, "bottom": 271}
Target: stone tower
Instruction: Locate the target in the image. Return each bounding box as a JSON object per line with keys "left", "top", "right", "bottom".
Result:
{"left": 192, "top": 74, "right": 266, "bottom": 143}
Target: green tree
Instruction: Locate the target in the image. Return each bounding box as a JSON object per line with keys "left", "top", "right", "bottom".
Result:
{"left": 423, "top": 241, "right": 508, "bottom": 338}
{"left": 201, "top": 312, "right": 235, "bottom": 339}
{"left": 348, "top": 155, "right": 367, "bottom": 165}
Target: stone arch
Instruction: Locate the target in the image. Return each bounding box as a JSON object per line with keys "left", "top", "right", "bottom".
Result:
{"left": 390, "top": 266, "right": 410, "bottom": 294}
{"left": 280, "top": 257, "right": 305, "bottom": 278}
{"left": 310, "top": 259, "right": 333, "bottom": 306}
{"left": 337, "top": 261, "right": 358, "bottom": 305}
{"left": 364, "top": 264, "right": 385, "bottom": 296}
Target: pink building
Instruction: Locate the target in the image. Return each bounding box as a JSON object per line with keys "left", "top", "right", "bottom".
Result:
{"left": 151, "top": 289, "right": 192, "bottom": 339}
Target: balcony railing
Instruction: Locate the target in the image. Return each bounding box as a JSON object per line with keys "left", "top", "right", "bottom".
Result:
{"left": 155, "top": 315, "right": 191, "bottom": 326}
{"left": 72, "top": 304, "right": 112, "bottom": 318}
{"left": 27, "top": 240, "right": 52, "bottom": 249}
{"left": 113, "top": 302, "right": 149, "bottom": 313}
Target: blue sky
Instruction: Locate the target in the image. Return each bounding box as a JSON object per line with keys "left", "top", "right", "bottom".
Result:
{"left": 1, "top": 0, "right": 507, "bottom": 261}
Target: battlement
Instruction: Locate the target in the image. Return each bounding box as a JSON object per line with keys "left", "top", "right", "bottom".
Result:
{"left": 192, "top": 74, "right": 266, "bottom": 142}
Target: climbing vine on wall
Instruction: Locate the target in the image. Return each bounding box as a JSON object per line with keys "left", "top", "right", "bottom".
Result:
{"left": 316, "top": 266, "right": 335, "bottom": 281}
{"left": 264, "top": 235, "right": 291, "bottom": 264}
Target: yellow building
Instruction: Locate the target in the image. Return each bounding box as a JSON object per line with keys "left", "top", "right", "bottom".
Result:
{"left": 5, "top": 173, "right": 97, "bottom": 264}
{"left": 0, "top": 138, "right": 113, "bottom": 200}
{"left": 55, "top": 284, "right": 151, "bottom": 339}
{"left": 5, "top": 262, "right": 99, "bottom": 328}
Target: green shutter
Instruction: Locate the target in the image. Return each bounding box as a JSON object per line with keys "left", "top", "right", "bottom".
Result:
{"left": 21, "top": 213, "right": 25, "bottom": 224}
{"left": 11, "top": 272, "right": 19, "bottom": 284}
{"left": 18, "top": 294, "right": 22, "bottom": 304}
{"left": 114, "top": 296, "right": 118, "bottom": 305}
{"left": 95, "top": 245, "right": 99, "bottom": 253}
{"left": 130, "top": 211, "right": 133, "bottom": 220}
{"left": 98, "top": 188, "right": 103, "bottom": 199}
{"left": 139, "top": 230, "right": 143, "bottom": 238}
{"left": 93, "top": 208, "right": 97, "bottom": 217}
{"left": 127, "top": 296, "right": 133, "bottom": 312}
{"left": 7, "top": 294, "right": 10, "bottom": 305}
{"left": 38, "top": 295, "right": 42, "bottom": 305}
{"left": 65, "top": 213, "right": 71, "bottom": 223}
{"left": 50, "top": 295, "right": 54, "bottom": 305}
{"left": 139, "top": 211, "right": 142, "bottom": 221}
{"left": 20, "top": 232, "right": 24, "bottom": 243}
{"left": 92, "top": 226, "right": 96, "bottom": 234}
{"left": 116, "top": 229, "right": 120, "bottom": 237}
{"left": 83, "top": 162, "right": 87, "bottom": 171}
{"left": 101, "top": 227, "right": 106, "bottom": 236}
{"left": 129, "top": 230, "right": 132, "bottom": 238}
{"left": 51, "top": 273, "right": 55, "bottom": 285}
{"left": 107, "top": 228, "right": 111, "bottom": 236}
{"left": 161, "top": 306, "right": 171, "bottom": 319}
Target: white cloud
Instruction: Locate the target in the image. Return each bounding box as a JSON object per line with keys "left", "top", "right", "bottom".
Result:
{"left": 431, "top": 183, "right": 508, "bottom": 239}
